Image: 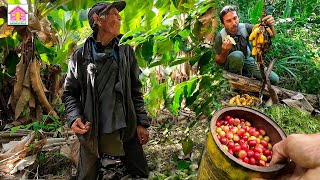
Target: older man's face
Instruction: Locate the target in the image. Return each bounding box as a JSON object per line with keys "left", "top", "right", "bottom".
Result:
{"left": 99, "top": 7, "right": 121, "bottom": 37}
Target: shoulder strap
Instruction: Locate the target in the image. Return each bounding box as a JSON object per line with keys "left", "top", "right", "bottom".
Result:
{"left": 219, "top": 28, "right": 228, "bottom": 42}
{"left": 238, "top": 23, "right": 248, "bottom": 38}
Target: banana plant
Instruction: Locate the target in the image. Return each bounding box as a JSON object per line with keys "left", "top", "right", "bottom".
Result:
{"left": 0, "top": 0, "right": 91, "bottom": 125}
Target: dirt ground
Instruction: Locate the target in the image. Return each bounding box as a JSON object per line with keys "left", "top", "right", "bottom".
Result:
{"left": 0, "top": 109, "right": 210, "bottom": 179}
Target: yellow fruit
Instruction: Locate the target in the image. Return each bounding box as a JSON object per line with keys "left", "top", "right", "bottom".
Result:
{"left": 257, "top": 33, "right": 264, "bottom": 44}
{"left": 266, "top": 27, "right": 274, "bottom": 37}
{"left": 252, "top": 24, "right": 259, "bottom": 32}
{"left": 235, "top": 97, "right": 242, "bottom": 106}
{"left": 252, "top": 47, "right": 257, "bottom": 55}
{"left": 254, "top": 27, "right": 261, "bottom": 35}
{"left": 252, "top": 38, "right": 257, "bottom": 46}
{"left": 243, "top": 94, "right": 251, "bottom": 100}
{"left": 252, "top": 96, "right": 260, "bottom": 101}
{"left": 229, "top": 96, "right": 236, "bottom": 104}
{"left": 239, "top": 97, "right": 246, "bottom": 103}
{"left": 249, "top": 27, "right": 260, "bottom": 41}
{"left": 249, "top": 32, "right": 255, "bottom": 41}
{"left": 45, "top": 41, "right": 53, "bottom": 48}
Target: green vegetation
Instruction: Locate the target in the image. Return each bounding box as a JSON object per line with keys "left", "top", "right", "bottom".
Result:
{"left": 262, "top": 105, "right": 320, "bottom": 135}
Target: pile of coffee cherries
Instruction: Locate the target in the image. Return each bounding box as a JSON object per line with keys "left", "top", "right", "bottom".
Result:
{"left": 215, "top": 115, "right": 273, "bottom": 166}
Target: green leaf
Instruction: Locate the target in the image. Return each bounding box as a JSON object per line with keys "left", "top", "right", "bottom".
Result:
{"left": 182, "top": 137, "right": 193, "bottom": 156}
{"left": 177, "top": 160, "right": 191, "bottom": 170}
{"left": 40, "top": 53, "right": 50, "bottom": 65}
{"left": 52, "top": 46, "right": 69, "bottom": 65}
{"left": 171, "top": 86, "right": 184, "bottom": 115}
{"left": 58, "top": 104, "right": 65, "bottom": 112}
{"left": 121, "top": 27, "right": 145, "bottom": 43}
{"left": 78, "top": 9, "right": 88, "bottom": 21}
{"left": 167, "top": 4, "right": 183, "bottom": 18}
{"left": 182, "top": 3, "right": 193, "bottom": 9}
{"left": 0, "top": 18, "right": 4, "bottom": 26}
{"left": 8, "top": 0, "right": 21, "bottom": 3}
{"left": 145, "top": 81, "right": 166, "bottom": 117}
{"left": 135, "top": 48, "right": 148, "bottom": 68}
{"left": 186, "top": 77, "right": 198, "bottom": 97}
{"left": 141, "top": 39, "right": 154, "bottom": 64}
{"left": 185, "top": 90, "right": 199, "bottom": 106}
{"left": 149, "top": 53, "right": 172, "bottom": 67}
{"left": 124, "top": 36, "right": 146, "bottom": 45}
{"left": 249, "top": 0, "right": 264, "bottom": 24}
{"left": 189, "top": 55, "right": 200, "bottom": 66}
{"left": 178, "top": 29, "right": 190, "bottom": 39}
{"left": 32, "top": 122, "right": 40, "bottom": 132}
{"left": 198, "top": 51, "right": 212, "bottom": 67}
{"left": 198, "top": 4, "right": 213, "bottom": 14}
{"left": 169, "top": 57, "right": 189, "bottom": 66}
{"left": 173, "top": 39, "right": 180, "bottom": 53}
{"left": 176, "top": 35, "right": 188, "bottom": 52}
{"left": 283, "top": 0, "right": 293, "bottom": 18}
{"left": 10, "top": 125, "right": 24, "bottom": 134}
{"left": 155, "top": 39, "right": 173, "bottom": 56}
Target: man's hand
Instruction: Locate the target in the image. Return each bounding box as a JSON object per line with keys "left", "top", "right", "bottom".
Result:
{"left": 137, "top": 125, "right": 149, "bottom": 145}
{"left": 221, "top": 39, "right": 233, "bottom": 53}
{"left": 215, "top": 39, "right": 233, "bottom": 65}
{"left": 261, "top": 15, "right": 275, "bottom": 27}
{"left": 71, "top": 118, "right": 90, "bottom": 135}
{"left": 269, "top": 134, "right": 320, "bottom": 179}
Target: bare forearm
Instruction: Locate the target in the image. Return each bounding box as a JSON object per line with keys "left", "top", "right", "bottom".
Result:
{"left": 215, "top": 50, "right": 229, "bottom": 65}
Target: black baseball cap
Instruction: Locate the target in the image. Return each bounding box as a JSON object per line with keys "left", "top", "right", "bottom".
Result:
{"left": 88, "top": 1, "right": 126, "bottom": 29}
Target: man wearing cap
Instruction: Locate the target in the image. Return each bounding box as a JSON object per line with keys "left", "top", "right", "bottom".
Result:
{"left": 62, "top": 1, "right": 150, "bottom": 179}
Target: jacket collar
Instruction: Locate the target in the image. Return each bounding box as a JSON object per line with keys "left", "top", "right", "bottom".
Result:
{"left": 81, "top": 34, "right": 122, "bottom": 61}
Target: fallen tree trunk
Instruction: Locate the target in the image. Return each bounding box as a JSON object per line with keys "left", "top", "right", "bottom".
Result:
{"left": 223, "top": 71, "right": 319, "bottom": 108}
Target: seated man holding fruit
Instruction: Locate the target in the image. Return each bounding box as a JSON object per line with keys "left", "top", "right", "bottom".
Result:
{"left": 214, "top": 5, "right": 279, "bottom": 84}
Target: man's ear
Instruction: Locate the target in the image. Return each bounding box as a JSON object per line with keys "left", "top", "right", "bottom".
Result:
{"left": 92, "top": 13, "right": 101, "bottom": 27}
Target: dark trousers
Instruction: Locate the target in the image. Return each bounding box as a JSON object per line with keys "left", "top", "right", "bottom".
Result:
{"left": 76, "top": 134, "right": 149, "bottom": 180}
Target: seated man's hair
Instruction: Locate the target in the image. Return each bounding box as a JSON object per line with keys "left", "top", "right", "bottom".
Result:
{"left": 219, "top": 5, "right": 237, "bottom": 23}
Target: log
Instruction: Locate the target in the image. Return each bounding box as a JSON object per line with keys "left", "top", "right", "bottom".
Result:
{"left": 0, "top": 129, "right": 75, "bottom": 139}
{"left": 223, "top": 71, "right": 319, "bottom": 108}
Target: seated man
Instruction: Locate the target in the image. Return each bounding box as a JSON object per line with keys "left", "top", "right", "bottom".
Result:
{"left": 214, "top": 5, "right": 279, "bottom": 84}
